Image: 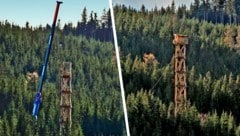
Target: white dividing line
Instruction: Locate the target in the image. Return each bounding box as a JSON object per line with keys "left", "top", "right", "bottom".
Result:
{"left": 108, "top": 0, "right": 130, "bottom": 136}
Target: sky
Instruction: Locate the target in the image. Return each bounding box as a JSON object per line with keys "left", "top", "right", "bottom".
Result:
{"left": 0, "top": 0, "right": 195, "bottom": 28}
{"left": 0, "top": 0, "right": 110, "bottom": 27}
{"left": 113, "top": 0, "right": 194, "bottom": 10}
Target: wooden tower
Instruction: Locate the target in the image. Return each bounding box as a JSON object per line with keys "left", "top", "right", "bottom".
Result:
{"left": 60, "top": 62, "right": 72, "bottom": 135}
{"left": 173, "top": 34, "right": 188, "bottom": 116}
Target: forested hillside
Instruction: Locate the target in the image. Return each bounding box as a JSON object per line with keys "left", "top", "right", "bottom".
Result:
{"left": 114, "top": 2, "right": 240, "bottom": 135}
{"left": 0, "top": 14, "right": 124, "bottom": 135}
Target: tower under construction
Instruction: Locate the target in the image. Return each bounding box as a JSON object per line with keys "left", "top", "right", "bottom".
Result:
{"left": 59, "top": 62, "right": 72, "bottom": 134}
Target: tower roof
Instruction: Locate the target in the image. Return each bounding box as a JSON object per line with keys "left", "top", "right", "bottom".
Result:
{"left": 173, "top": 34, "right": 188, "bottom": 45}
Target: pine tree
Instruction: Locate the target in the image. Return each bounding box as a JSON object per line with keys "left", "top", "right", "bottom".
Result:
{"left": 2, "top": 112, "right": 10, "bottom": 136}
{"left": 81, "top": 7, "right": 87, "bottom": 25}
{"left": 220, "top": 112, "right": 229, "bottom": 135}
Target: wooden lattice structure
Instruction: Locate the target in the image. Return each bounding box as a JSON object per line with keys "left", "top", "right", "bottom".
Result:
{"left": 173, "top": 34, "right": 188, "bottom": 116}
{"left": 60, "top": 62, "right": 72, "bottom": 134}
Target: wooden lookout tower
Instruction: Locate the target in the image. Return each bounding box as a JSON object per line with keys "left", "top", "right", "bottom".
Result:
{"left": 173, "top": 34, "right": 188, "bottom": 116}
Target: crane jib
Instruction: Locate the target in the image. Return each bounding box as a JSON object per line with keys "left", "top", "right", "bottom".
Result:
{"left": 32, "top": 1, "right": 62, "bottom": 119}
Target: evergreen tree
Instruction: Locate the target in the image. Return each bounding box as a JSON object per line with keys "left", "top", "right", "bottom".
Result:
{"left": 81, "top": 7, "right": 87, "bottom": 25}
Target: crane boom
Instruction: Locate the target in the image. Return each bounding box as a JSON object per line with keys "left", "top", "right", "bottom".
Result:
{"left": 32, "top": 1, "right": 63, "bottom": 119}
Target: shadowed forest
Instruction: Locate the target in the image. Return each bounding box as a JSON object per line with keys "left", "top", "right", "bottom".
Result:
{"left": 114, "top": 0, "right": 240, "bottom": 135}
{"left": 0, "top": 8, "right": 125, "bottom": 135}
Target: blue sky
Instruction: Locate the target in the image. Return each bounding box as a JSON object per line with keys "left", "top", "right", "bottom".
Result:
{"left": 112, "top": 0, "right": 194, "bottom": 10}
{"left": 0, "top": 0, "right": 110, "bottom": 27}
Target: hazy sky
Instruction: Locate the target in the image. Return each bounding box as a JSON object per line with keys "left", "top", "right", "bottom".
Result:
{"left": 112, "top": 0, "right": 194, "bottom": 10}
{"left": 0, "top": 0, "right": 110, "bottom": 27}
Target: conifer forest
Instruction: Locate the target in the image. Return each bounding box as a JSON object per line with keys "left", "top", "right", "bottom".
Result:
{"left": 0, "top": 8, "right": 125, "bottom": 135}
{"left": 114, "top": 0, "right": 240, "bottom": 135}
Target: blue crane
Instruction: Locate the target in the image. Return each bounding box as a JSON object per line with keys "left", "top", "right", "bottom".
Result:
{"left": 32, "top": 1, "right": 63, "bottom": 119}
